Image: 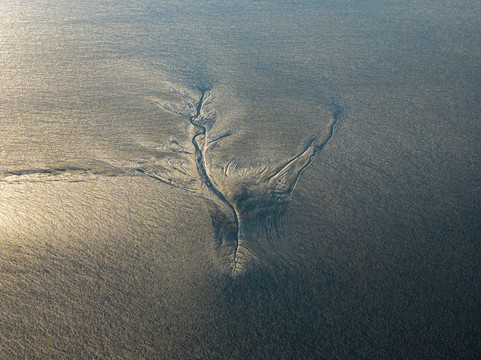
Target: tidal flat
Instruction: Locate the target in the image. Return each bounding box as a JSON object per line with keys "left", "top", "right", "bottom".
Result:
{"left": 1, "top": 0, "right": 480, "bottom": 358}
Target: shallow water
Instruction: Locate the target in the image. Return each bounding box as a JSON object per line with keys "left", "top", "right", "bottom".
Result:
{"left": 1, "top": 0, "right": 481, "bottom": 358}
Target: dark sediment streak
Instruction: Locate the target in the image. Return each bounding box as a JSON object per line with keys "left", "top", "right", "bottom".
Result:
{"left": 0, "top": 167, "right": 122, "bottom": 183}
{"left": 288, "top": 104, "right": 341, "bottom": 195}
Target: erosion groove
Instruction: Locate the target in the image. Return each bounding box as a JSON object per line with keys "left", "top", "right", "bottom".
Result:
{"left": 189, "top": 90, "right": 242, "bottom": 274}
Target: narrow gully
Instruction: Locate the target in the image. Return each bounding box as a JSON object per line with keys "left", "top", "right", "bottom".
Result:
{"left": 189, "top": 90, "right": 242, "bottom": 273}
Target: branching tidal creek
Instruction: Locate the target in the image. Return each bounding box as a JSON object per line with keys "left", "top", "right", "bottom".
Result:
{"left": 1, "top": 85, "right": 341, "bottom": 276}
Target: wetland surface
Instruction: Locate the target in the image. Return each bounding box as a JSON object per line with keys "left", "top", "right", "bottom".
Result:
{"left": 1, "top": 0, "right": 480, "bottom": 358}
